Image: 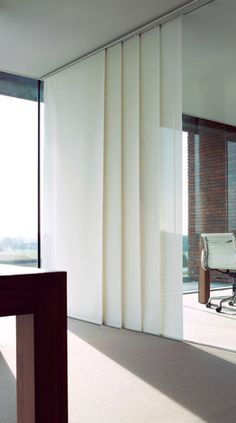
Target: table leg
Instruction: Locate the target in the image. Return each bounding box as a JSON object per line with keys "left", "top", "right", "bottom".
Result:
{"left": 16, "top": 273, "right": 68, "bottom": 423}
{"left": 16, "top": 314, "right": 35, "bottom": 423}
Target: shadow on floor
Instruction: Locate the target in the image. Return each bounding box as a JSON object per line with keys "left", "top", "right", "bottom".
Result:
{"left": 0, "top": 352, "right": 16, "bottom": 423}
{"left": 68, "top": 318, "right": 236, "bottom": 423}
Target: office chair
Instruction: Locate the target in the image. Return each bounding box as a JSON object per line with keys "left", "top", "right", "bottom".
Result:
{"left": 201, "top": 232, "right": 236, "bottom": 313}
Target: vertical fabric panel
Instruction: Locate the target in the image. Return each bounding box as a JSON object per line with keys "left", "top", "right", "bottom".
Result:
{"left": 140, "top": 27, "right": 161, "bottom": 335}
{"left": 43, "top": 52, "right": 105, "bottom": 324}
{"left": 103, "top": 44, "right": 122, "bottom": 328}
{"left": 42, "top": 81, "right": 58, "bottom": 269}
{"left": 43, "top": 19, "right": 183, "bottom": 339}
{"left": 122, "top": 36, "right": 142, "bottom": 331}
{"left": 160, "top": 17, "right": 183, "bottom": 339}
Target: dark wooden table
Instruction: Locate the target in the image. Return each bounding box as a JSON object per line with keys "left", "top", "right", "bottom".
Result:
{"left": 0, "top": 265, "right": 68, "bottom": 423}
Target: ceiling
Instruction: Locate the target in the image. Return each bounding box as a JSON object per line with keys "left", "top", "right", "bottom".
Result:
{"left": 0, "top": 0, "right": 188, "bottom": 79}
{"left": 1, "top": 0, "right": 235, "bottom": 125}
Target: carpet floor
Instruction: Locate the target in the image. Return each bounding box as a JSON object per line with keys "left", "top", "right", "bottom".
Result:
{"left": 1, "top": 317, "right": 236, "bottom": 422}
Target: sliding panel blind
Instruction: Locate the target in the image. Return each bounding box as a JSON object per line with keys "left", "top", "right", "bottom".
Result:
{"left": 122, "top": 36, "right": 142, "bottom": 331}
{"left": 43, "top": 17, "right": 182, "bottom": 339}
{"left": 140, "top": 27, "right": 161, "bottom": 335}
{"left": 160, "top": 18, "right": 183, "bottom": 339}
{"left": 103, "top": 44, "right": 122, "bottom": 328}
{"left": 43, "top": 52, "right": 105, "bottom": 324}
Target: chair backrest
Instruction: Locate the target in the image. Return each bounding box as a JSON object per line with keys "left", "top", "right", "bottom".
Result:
{"left": 201, "top": 232, "right": 236, "bottom": 270}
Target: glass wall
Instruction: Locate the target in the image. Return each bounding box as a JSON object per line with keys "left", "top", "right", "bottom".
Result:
{"left": 182, "top": 0, "right": 236, "bottom": 293}
{"left": 0, "top": 72, "right": 42, "bottom": 267}
{"left": 182, "top": 0, "right": 236, "bottom": 351}
{"left": 182, "top": 116, "right": 236, "bottom": 292}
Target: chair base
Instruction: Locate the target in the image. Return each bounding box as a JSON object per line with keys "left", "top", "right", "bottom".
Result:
{"left": 206, "top": 288, "right": 236, "bottom": 313}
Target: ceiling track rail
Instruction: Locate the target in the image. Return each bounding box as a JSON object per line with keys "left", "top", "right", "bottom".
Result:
{"left": 41, "top": 0, "right": 215, "bottom": 80}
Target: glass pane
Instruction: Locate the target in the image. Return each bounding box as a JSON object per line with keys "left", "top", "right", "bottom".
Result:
{"left": 182, "top": 116, "right": 234, "bottom": 292}
{"left": 0, "top": 94, "right": 38, "bottom": 267}
{"left": 182, "top": 0, "right": 236, "bottom": 294}
{"left": 182, "top": 131, "right": 190, "bottom": 288}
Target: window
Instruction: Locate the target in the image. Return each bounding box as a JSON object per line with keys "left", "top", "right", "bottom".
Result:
{"left": 0, "top": 72, "right": 42, "bottom": 267}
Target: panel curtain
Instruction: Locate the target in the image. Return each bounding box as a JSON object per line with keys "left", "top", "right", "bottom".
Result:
{"left": 42, "top": 17, "right": 182, "bottom": 339}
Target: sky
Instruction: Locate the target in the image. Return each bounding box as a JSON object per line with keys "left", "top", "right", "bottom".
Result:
{"left": 0, "top": 95, "right": 37, "bottom": 239}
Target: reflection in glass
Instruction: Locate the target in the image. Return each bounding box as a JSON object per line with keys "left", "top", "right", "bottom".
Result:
{"left": 182, "top": 115, "right": 236, "bottom": 291}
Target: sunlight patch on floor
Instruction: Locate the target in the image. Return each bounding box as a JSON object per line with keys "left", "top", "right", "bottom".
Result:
{"left": 67, "top": 330, "right": 201, "bottom": 423}
{"left": 0, "top": 317, "right": 16, "bottom": 377}
{"left": 183, "top": 290, "right": 236, "bottom": 352}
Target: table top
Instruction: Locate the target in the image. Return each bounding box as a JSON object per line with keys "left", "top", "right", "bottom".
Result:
{"left": 0, "top": 264, "right": 65, "bottom": 276}
{"left": 0, "top": 264, "right": 67, "bottom": 318}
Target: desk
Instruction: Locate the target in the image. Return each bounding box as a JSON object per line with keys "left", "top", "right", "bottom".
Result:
{"left": 0, "top": 265, "right": 68, "bottom": 423}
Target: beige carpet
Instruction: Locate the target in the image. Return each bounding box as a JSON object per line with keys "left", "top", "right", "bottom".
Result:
{"left": 1, "top": 317, "right": 236, "bottom": 422}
